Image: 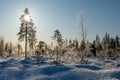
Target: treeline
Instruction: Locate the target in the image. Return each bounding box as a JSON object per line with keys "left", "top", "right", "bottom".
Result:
{"left": 0, "top": 31, "right": 120, "bottom": 64}
{"left": 91, "top": 33, "right": 120, "bottom": 58}
{"left": 0, "top": 38, "right": 23, "bottom": 57}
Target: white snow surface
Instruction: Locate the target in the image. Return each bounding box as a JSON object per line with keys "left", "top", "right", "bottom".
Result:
{"left": 0, "top": 57, "right": 120, "bottom": 80}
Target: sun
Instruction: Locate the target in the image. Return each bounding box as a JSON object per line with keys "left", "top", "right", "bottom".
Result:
{"left": 24, "top": 15, "right": 30, "bottom": 22}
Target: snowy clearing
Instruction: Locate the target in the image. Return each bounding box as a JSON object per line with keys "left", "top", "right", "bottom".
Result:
{"left": 0, "top": 57, "right": 120, "bottom": 80}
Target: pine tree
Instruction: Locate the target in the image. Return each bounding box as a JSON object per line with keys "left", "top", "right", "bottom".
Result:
{"left": 103, "top": 32, "right": 110, "bottom": 50}
{"left": 17, "top": 43, "right": 22, "bottom": 57}
{"left": 0, "top": 36, "right": 4, "bottom": 56}
{"left": 52, "top": 29, "right": 63, "bottom": 63}
{"left": 17, "top": 8, "right": 37, "bottom": 58}
{"left": 65, "top": 39, "right": 68, "bottom": 48}
{"left": 75, "top": 38, "right": 79, "bottom": 49}
{"left": 115, "top": 35, "right": 119, "bottom": 48}
{"left": 69, "top": 39, "right": 72, "bottom": 48}
{"left": 8, "top": 42, "right": 13, "bottom": 56}
{"left": 5, "top": 43, "right": 9, "bottom": 53}
{"left": 28, "top": 26, "right": 37, "bottom": 49}
{"left": 36, "top": 41, "right": 46, "bottom": 61}
{"left": 91, "top": 40, "right": 96, "bottom": 56}
{"left": 110, "top": 37, "right": 116, "bottom": 49}
{"left": 52, "top": 30, "right": 63, "bottom": 46}
{"left": 37, "top": 41, "right": 46, "bottom": 50}
{"left": 96, "top": 34, "right": 101, "bottom": 52}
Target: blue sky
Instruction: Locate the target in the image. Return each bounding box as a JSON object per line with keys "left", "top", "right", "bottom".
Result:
{"left": 0, "top": 0, "right": 120, "bottom": 44}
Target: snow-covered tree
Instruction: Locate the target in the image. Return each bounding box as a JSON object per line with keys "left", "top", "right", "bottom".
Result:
{"left": 52, "top": 29, "right": 63, "bottom": 63}
{"left": 96, "top": 34, "right": 100, "bottom": 48}
{"left": 75, "top": 38, "right": 79, "bottom": 49}
{"left": 110, "top": 37, "right": 116, "bottom": 49}
{"left": 78, "top": 12, "right": 87, "bottom": 64}
{"left": 0, "top": 36, "right": 4, "bottom": 56}
{"left": 95, "top": 34, "right": 102, "bottom": 53}
{"left": 91, "top": 40, "right": 97, "bottom": 57}
{"left": 64, "top": 39, "right": 68, "bottom": 49}
{"left": 115, "top": 35, "right": 120, "bottom": 48}
{"left": 69, "top": 39, "right": 72, "bottom": 48}
{"left": 16, "top": 43, "right": 22, "bottom": 57}
{"left": 37, "top": 41, "right": 46, "bottom": 50}
{"left": 8, "top": 42, "right": 13, "bottom": 56}
{"left": 5, "top": 43, "right": 9, "bottom": 53}
{"left": 4, "top": 42, "right": 14, "bottom": 56}
{"left": 52, "top": 30, "right": 63, "bottom": 46}
{"left": 17, "top": 8, "right": 37, "bottom": 58}
{"left": 102, "top": 32, "right": 110, "bottom": 50}
{"left": 28, "top": 26, "right": 37, "bottom": 50}
{"left": 36, "top": 41, "right": 46, "bottom": 62}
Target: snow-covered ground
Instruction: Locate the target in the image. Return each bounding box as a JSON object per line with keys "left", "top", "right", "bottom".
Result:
{"left": 0, "top": 57, "right": 120, "bottom": 80}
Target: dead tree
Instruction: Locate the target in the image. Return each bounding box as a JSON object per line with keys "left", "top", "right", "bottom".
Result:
{"left": 78, "top": 12, "right": 87, "bottom": 64}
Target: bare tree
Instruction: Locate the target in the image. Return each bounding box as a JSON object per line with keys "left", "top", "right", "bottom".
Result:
{"left": 78, "top": 12, "right": 87, "bottom": 64}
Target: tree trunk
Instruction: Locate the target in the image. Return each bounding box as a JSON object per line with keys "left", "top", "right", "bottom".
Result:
{"left": 25, "top": 22, "right": 27, "bottom": 59}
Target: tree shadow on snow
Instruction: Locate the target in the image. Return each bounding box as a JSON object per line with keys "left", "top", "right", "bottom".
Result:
{"left": 41, "top": 65, "right": 72, "bottom": 76}
{"left": 20, "top": 58, "right": 47, "bottom": 68}
{"left": 0, "top": 59, "right": 19, "bottom": 69}
{"left": 110, "top": 71, "right": 120, "bottom": 79}
{"left": 75, "top": 65, "right": 102, "bottom": 70}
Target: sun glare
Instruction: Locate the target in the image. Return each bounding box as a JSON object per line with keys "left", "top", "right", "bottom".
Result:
{"left": 24, "top": 15, "right": 30, "bottom": 22}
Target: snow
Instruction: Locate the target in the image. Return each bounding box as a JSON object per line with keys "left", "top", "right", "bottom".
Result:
{"left": 0, "top": 57, "right": 120, "bottom": 80}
